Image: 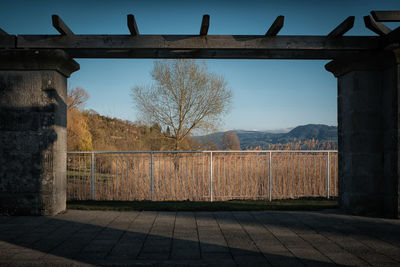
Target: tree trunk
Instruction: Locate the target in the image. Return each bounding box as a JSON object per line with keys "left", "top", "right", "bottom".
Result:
{"left": 174, "top": 138, "right": 180, "bottom": 170}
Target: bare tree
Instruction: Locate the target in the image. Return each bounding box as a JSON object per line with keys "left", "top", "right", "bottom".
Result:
{"left": 222, "top": 131, "right": 241, "bottom": 150}
{"left": 131, "top": 59, "right": 232, "bottom": 150}
{"left": 67, "top": 87, "right": 89, "bottom": 111}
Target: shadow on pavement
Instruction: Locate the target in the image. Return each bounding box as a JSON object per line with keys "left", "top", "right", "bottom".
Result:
{"left": 0, "top": 210, "right": 373, "bottom": 266}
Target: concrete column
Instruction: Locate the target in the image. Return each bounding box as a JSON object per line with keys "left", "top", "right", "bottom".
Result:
{"left": 0, "top": 50, "right": 79, "bottom": 215}
{"left": 326, "top": 49, "right": 400, "bottom": 218}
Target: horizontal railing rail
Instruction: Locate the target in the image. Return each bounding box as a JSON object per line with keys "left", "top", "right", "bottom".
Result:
{"left": 68, "top": 150, "right": 338, "bottom": 154}
{"left": 67, "top": 150, "right": 338, "bottom": 202}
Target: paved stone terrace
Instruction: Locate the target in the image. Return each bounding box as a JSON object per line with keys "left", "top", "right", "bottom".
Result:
{"left": 0, "top": 210, "right": 400, "bottom": 266}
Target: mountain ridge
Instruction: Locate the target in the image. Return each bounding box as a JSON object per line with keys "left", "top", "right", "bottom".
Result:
{"left": 194, "top": 124, "right": 337, "bottom": 150}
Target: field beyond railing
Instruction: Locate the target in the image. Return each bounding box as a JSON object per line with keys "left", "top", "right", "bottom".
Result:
{"left": 67, "top": 150, "right": 338, "bottom": 201}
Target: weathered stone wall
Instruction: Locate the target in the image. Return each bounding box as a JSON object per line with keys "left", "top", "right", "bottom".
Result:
{"left": 326, "top": 49, "right": 400, "bottom": 218}
{"left": 0, "top": 50, "right": 79, "bottom": 215}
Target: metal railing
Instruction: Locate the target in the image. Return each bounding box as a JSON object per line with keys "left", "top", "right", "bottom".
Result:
{"left": 67, "top": 150, "right": 338, "bottom": 201}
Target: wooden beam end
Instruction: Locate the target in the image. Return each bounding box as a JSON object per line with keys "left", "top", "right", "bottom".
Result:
{"left": 371, "top": 10, "right": 400, "bottom": 22}
{"left": 0, "top": 28, "right": 9, "bottom": 36}
{"left": 265, "top": 15, "right": 284, "bottom": 37}
{"left": 127, "top": 14, "right": 139, "bottom": 36}
{"left": 327, "top": 16, "right": 355, "bottom": 38}
{"left": 200, "top": 14, "right": 210, "bottom": 36}
{"left": 364, "top": 15, "right": 391, "bottom": 36}
{"left": 52, "top": 14, "right": 74, "bottom": 36}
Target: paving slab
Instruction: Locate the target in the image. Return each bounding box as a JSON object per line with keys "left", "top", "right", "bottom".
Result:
{"left": 0, "top": 209, "right": 399, "bottom": 266}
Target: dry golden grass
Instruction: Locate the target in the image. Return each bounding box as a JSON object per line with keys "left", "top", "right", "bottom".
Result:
{"left": 67, "top": 151, "right": 338, "bottom": 201}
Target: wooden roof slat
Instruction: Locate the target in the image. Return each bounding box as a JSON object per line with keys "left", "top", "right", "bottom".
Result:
{"left": 200, "top": 15, "right": 210, "bottom": 36}
{"left": 328, "top": 16, "right": 355, "bottom": 38}
{"left": 127, "top": 14, "right": 139, "bottom": 36}
{"left": 371, "top": 11, "right": 400, "bottom": 22}
{"left": 52, "top": 15, "right": 74, "bottom": 36}
{"left": 364, "top": 15, "right": 391, "bottom": 36}
{"left": 265, "top": 16, "right": 284, "bottom": 36}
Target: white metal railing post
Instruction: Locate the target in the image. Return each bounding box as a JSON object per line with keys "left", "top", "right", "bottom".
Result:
{"left": 210, "top": 151, "right": 213, "bottom": 202}
{"left": 150, "top": 152, "right": 154, "bottom": 201}
{"left": 90, "top": 152, "right": 95, "bottom": 200}
{"left": 327, "top": 151, "right": 330, "bottom": 199}
{"left": 269, "top": 151, "right": 272, "bottom": 202}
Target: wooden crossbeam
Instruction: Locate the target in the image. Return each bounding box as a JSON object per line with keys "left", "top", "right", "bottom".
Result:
{"left": 16, "top": 35, "right": 377, "bottom": 50}
{"left": 48, "top": 48, "right": 377, "bottom": 60}
{"left": 52, "top": 15, "right": 74, "bottom": 36}
{"left": 328, "top": 16, "right": 355, "bottom": 38}
{"left": 127, "top": 14, "right": 139, "bottom": 36}
{"left": 371, "top": 11, "right": 400, "bottom": 22}
{"left": 364, "top": 15, "right": 391, "bottom": 36}
{"left": 265, "top": 16, "right": 284, "bottom": 37}
{"left": 15, "top": 35, "right": 379, "bottom": 59}
{"left": 200, "top": 15, "right": 210, "bottom": 36}
{"left": 0, "top": 28, "right": 9, "bottom": 36}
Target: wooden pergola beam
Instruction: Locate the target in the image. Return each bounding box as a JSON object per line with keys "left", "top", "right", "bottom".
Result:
{"left": 127, "top": 14, "right": 139, "bottom": 36}
{"left": 328, "top": 16, "right": 355, "bottom": 38}
{"left": 371, "top": 11, "right": 400, "bottom": 22}
{"left": 364, "top": 15, "right": 391, "bottom": 36}
{"left": 265, "top": 16, "right": 284, "bottom": 37}
{"left": 16, "top": 35, "right": 378, "bottom": 50}
{"left": 6, "top": 11, "right": 400, "bottom": 59}
{"left": 200, "top": 15, "right": 210, "bottom": 36}
{"left": 14, "top": 35, "right": 379, "bottom": 59}
{"left": 49, "top": 48, "right": 378, "bottom": 60}
{"left": 52, "top": 15, "right": 74, "bottom": 36}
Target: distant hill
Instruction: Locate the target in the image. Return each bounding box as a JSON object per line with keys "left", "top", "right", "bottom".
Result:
{"left": 285, "top": 124, "right": 337, "bottom": 141}
{"left": 81, "top": 110, "right": 200, "bottom": 151}
{"left": 194, "top": 124, "right": 337, "bottom": 150}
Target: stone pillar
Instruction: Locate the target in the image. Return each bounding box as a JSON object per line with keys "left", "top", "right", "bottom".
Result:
{"left": 326, "top": 49, "right": 400, "bottom": 218}
{"left": 0, "top": 50, "right": 79, "bottom": 215}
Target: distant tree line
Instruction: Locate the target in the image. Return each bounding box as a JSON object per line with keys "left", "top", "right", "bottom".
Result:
{"left": 244, "top": 139, "right": 337, "bottom": 150}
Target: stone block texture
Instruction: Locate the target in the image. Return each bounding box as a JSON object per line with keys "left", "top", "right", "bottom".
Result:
{"left": 0, "top": 50, "right": 79, "bottom": 215}
{"left": 326, "top": 49, "right": 400, "bottom": 218}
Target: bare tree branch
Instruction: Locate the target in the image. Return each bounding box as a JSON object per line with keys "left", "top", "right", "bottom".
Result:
{"left": 67, "top": 87, "right": 89, "bottom": 111}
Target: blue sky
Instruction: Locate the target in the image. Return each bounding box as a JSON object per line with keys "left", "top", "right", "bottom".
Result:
{"left": 1, "top": 0, "right": 399, "bottom": 131}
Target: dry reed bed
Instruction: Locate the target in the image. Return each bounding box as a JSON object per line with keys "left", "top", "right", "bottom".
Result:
{"left": 67, "top": 151, "right": 338, "bottom": 201}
